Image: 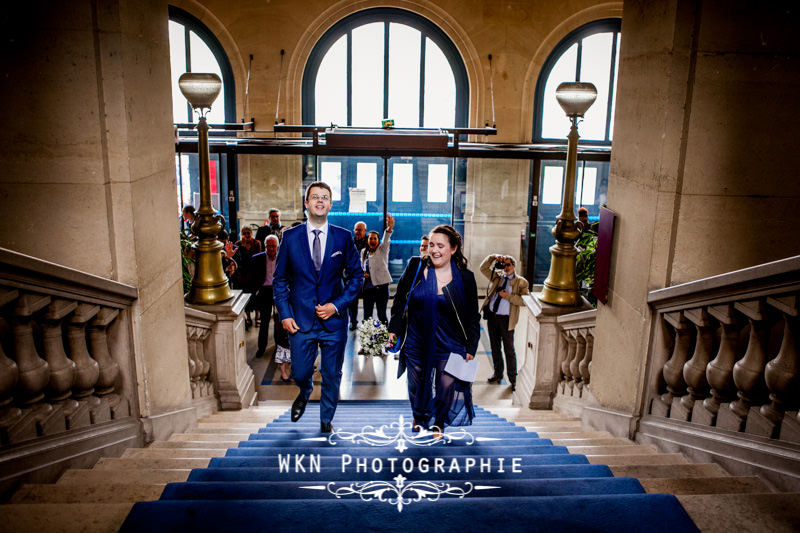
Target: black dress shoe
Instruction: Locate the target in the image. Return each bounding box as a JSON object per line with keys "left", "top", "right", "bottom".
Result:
{"left": 510, "top": 382, "right": 516, "bottom": 391}
{"left": 320, "top": 422, "right": 333, "bottom": 433}
{"left": 487, "top": 375, "right": 501, "bottom": 383}
{"left": 349, "top": 323, "right": 358, "bottom": 331}
{"left": 291, "top": 395, "right": 307, "bottom": 422}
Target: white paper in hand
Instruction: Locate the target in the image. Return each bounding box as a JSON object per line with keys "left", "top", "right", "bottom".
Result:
{"left": 444, "top": 352, "right": 479, "bottom": 382}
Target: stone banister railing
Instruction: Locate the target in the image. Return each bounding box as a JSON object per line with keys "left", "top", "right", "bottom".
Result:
{"left": 0, "top": 247, "right": 142, "bottom": 496}
{"left": 556, "top": 309, "right": 596, "bottom": 399}
{"left": 184, "top": 306, "right": 216, "bottom": 412}
{"left": 646, "top": 255, "right": 800, "bottom": 444}
{"left": 0, "top": 248, "right": 139, "bottom": 446}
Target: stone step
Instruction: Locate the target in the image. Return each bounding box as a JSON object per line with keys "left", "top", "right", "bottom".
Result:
{"left": 550, "top": 438, "right": 633, "bottom": 447}
{"left": 489, "top": 411, "right": 578, "bottom": 421}
{"left": 0, "top": 503, "right": 132, "bottom": 533}
{"left": 567, "top": 445, "right": 658, "bottom": 455}
{"left": 517, "top": 422, "right": 586, "bottom": 431}
{"left": 587, "top": 453, "right": 689, "bottom": 466}
{"left": 200, "top": 414, "right": 283, "bottom": 423}
{"left": 9, "top": 483, "right": 165, "bottom": 504}
{"left": 611, "top": 463, "right": 728, "bottom": 479}
{"left": 640, "top": 476, "right": 771, "bottom": 495}
{"left": 150, "top": 440, "right": 242, "bottom": 449}
{"left": 122, "top": 448, "right": 228, "bottom": 459}
{"left": 169, "top": 432, "right": 253, "bottom": 441}
{"left": 536, "top": 431, "right": 614, "bottom": 439}
{"left": 197, "top": 422, "right": 267, "bottom": 430}
{"left": 93, "top": 457, "right": 211, "bottom": 470}
{"left": 677, "top": 493, "right": 800, "bottom": 532}
{"left": 175, "top": 427, "right": 257, "bottom": 435}
{"left": 57, "top": 469, "right": 191, "bottom": 485}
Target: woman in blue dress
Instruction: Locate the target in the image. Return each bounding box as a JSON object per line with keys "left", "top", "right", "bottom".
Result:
{"left": 389, "top": 225, "right": 481, "bottom": 437}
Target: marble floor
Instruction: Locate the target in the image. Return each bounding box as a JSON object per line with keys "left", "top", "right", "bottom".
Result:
{"left": 246, "top": 302, "right": 515, "bottom": 406}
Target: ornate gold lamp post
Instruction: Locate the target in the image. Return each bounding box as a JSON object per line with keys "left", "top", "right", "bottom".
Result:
{"left": 539, "top": 82, "right": 598, "bottom": 306}
{"left": 179, "top": 73, "right": 232, "bottom": 304}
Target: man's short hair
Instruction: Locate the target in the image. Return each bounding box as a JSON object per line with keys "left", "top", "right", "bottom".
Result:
{"left": 269, "top": 208, "right": 280, "bottom": 216}
{"left": 505, "top": 255, "right": 517, "bottom": 266}
{"left": 304, "top": 181, "right": 332, "bottom": 201}
{"left": 265, "top": 234, "right": 279, "bottom": 244}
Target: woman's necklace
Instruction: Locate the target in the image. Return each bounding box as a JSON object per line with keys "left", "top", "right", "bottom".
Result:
{"left": 434, "top": 266, "right": 452, "bottom": 285}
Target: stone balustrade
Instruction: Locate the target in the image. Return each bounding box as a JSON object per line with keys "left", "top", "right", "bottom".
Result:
{"left": 646, "top": 256, "right": 800, "bottom": 444}
{"left": 0, "top": 248, "right": 143, "bottom": 496}
{"left": 183, "top": 306, "right": 217, "bottom": 415}
{"left": 556, "top": 309, "right": 596, "bottom": 399}
{"left": 0, "top": 250, "right": 138, "bottom": 447}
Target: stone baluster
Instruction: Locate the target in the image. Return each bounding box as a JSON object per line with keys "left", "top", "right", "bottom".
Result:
{"left": 718, "top": 300, "right": 769, "bottom": 432}
{"left": 578, "top": 328, "right": 594, "bottom": 390}
{"left": 751, "top": 295, "right": 799, "bottom": 438}
{"left": 195, "top": 327, "right": 213, "bottom": 397}
{"left": 12, "top": 293, "right": 51, "bottom": 405}
{"left": 656, "top": 311, "right": 692, "bottom": 417}
{"left": 676, "top": 307, "right": 714, "bottom": 420}
{"left": 698, "top": 304, "right": 740, "bottom": 426}
{"left": 648, "top": 314, "right": 671, "bottom": 415}
{"left": 0, "top": 288, "right": 20, "bottom": 408}
{"left": 187, "top": 326, "right": 201, "bottom": 397}
{"left": 40, "top": 298, "right": 80, "bottom": 433}
{"left": 66, "top": 303, "right": 101, "bottom": 426}
{"left": 0, "top": 288, "right": 22, "bottom": 442}
{"left": 41, "top": 299, "right": 77, "bottom": 402}
{"left": 9, "top": 293, "right": 53, "bottom": 442}
{"left": 561, "top": 331, "right": 577, "bottom": 394}
{"left": 569, "top": 330, "right": 585, "bottom": 394}
{"left": 88, "top": 307, "right": 125, "bottom": 421}
{"left": 557, "top": 330, "right": 569, "bottom": 393}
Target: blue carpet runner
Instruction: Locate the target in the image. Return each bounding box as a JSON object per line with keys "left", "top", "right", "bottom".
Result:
{"left": 120, "top": 400, "right": 699, "bottom": 532}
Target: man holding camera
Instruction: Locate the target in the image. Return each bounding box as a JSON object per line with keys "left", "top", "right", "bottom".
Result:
{"left": 480, "top": 254, "right": 530, "bottom": 391}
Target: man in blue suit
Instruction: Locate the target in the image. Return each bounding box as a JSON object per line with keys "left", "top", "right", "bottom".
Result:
{"left": 273, "top": 181, "right": 364, "bottom": 433}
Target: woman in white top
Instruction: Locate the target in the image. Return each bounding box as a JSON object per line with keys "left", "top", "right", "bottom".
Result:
{"left": 360, "top": 215, "right": 394, "bottom": 324}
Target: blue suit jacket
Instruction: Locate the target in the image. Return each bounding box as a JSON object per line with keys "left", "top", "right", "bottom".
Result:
{"left": 273, "top": 222, "right": 364, "bottom": 333}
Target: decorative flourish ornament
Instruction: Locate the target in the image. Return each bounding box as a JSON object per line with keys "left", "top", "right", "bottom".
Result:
{"left": 300, "top": 476, "right": 500, "bottom": 512}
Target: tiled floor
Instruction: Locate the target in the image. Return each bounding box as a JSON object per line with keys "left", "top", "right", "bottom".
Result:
{"left": 247, "top": 302, "right": 515, "bottom": 406}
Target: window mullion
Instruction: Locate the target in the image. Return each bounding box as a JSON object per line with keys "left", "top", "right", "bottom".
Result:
{"left": 184, "top": 27, "right": 192, "bottom": 122}
{"left": 575, "top": 40, "right": 582, "bottom": 81}
{"left": 605, "top": 32, "right": 619, "bottom": 142}
{"left": 383, "top": 21, "right": 389, "bottom": 121}
{"left": 347, "top": 30, "right": 353, "bottom": 126}
{"left": 419, "top": 33, "right": 426, "bottom": 127}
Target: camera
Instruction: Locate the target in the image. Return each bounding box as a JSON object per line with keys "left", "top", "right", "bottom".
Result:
{"left": 494, "top": 258, "right": 506, "bottom": 270}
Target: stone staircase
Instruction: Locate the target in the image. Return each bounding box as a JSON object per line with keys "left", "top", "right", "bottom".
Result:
{"left": 1, "top": 402, "right": 798, "bottom": 532}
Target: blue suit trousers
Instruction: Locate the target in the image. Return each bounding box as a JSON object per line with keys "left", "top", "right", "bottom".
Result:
{"left": 289, "top": 323, "right": 346, "bottom": 424}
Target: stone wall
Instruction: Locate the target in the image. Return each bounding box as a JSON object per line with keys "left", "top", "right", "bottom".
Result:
{"left": 0, "top": 0, "right": 192, "bottom": 418}
{"left": 592, "top": 0, "right": 800, "bottom": 413}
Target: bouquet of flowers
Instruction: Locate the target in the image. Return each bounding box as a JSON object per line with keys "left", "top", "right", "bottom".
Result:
{"left": 357, "top": 319, "right": 390, "bottom": 357}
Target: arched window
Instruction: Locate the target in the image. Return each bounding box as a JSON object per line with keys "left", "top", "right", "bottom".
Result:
{"left": 303, "top": 8, "right": 468, "bottom": 128}
{"left": 168, "top": 6, "right": 235, "bottom": 123}
{"left": 169, "top": 6, "right": 236, "bottom": 234}
{"left": 530, "top": 19, "right": 620, "bottom": 285}
{"left": 302, "top": 8, "right": 469, "bottom": 276}
{"left": 534, "top": 19, "right": 621, "bottom": 144}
